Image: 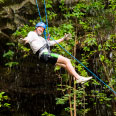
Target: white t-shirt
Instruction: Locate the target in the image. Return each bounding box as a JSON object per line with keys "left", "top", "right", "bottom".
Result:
{"left": 24, "top": 31, "right": 56, "bottom": 56}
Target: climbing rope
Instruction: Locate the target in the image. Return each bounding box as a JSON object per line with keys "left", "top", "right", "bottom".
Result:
{"left": 35, "top": 0, "right": 42, "bottom": 22}
{"left": 35, "top": 0, "right": 116, "bottom": 95}
{"left": 43, "top": 0, "right": 49, "bottom": 34}
{"left": 36, "top": 0, "right": 47, "bottom": 39}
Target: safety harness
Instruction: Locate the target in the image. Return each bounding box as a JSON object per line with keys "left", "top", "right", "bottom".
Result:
{"left": 36, "top": 43, "right": 50, "bottom": 55}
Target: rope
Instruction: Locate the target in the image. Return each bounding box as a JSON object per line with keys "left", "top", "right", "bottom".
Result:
{"left": 43, "top": 0, "right": 49, "bottom": 40}
{"left": 35, "top": 0, "right": 42, "bottom": 22}
{"left": 35, "top": 0, "right": 116, "bottom": 95}
{"left": 44, "top": 0, "right": 49, "bottom": 34}
{"left": 35, "top": 0, "right": 47, "bottom": 39}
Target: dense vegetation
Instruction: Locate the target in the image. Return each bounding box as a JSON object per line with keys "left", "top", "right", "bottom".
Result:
{"left": 1, "top": 0, "right": 116, "bottom": 116}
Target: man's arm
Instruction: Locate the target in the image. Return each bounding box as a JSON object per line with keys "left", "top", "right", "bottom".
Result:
{"left": 49, "top": 33, "right": 71, "bottom": 46}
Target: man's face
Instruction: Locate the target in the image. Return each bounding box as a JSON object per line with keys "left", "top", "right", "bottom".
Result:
{"left": 36, "top": 27, "right": 44, "bottom": 35}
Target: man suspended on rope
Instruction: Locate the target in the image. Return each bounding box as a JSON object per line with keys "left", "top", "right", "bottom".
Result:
{"left": 20, "top": 22, "right": 92, "bottom": 84}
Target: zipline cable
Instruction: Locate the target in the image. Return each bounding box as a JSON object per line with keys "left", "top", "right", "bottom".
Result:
{"left": 35, "top": 0, "right": 116, "bottom": 95}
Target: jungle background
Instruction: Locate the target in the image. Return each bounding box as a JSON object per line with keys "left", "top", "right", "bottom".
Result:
{"left": 0, "top": 0, "right": 116, "bottom": 116}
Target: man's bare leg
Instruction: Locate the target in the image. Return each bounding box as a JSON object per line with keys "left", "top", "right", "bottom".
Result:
{"left": 56, "top": 55, "right": 92, "bottom": 83}
{"left": 56, "top": 55, "right": 80, "bottom": 80}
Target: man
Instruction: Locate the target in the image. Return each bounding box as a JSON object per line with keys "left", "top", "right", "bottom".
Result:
{"left": 21, "top": 22, "right": 92, "bottom": 84}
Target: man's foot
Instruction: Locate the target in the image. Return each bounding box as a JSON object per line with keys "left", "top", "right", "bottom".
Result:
{"left": 76, "top": 76, "right": 92, "bottom": 84}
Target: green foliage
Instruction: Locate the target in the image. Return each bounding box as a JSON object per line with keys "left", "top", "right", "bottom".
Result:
{"left": 44, "top": 0, "right": 57, "bottom": 21}
{"left": 0, "top": 0, "right": 5, "bottom": 3}
{"left": 109, "top": 0, "right": 116, "bottom": 10}
{"left": 56, "top": 84, "right": 89, "bottom": 114}
{"left": 13, "top": 23, "right": 33, "bottom": 58}
{"left": 99, "top": 54, "right": 105, "bottom": 62}
{"left": 72, "top": 3, "right": 86, "bottom": 19}
{"left": 6, "top": 42, "right": 15, "bottom": 47}
{"left": 3, "top": 43, "right": 19, "bottom": 68}
{"left": 13, "top": 24, "right": 34, "bottom": 38}
{"left": 48, "top": 22, "right": 75, "bottom": 59}
{"left": 91, "top": 89, "right": 112, "bottom": 108}
{"left": 84, "top": 34, "right": 97, "bottom": 46}
{"left": 41, "top": 112, "right": 55, "bottom": 116}
{"left": 53, "top": 0, "right": 116, "bottom": 115}
{"left": 5, "top": 62, "right": 19, "bottom": 68}
{"left": 0, "top": 92, "right": 10, "bottom": 108}
{"left": 18, "top": 43, "right": 30, "bottom": 58}
{"left": 3, "top": 50, "right": 14, "bottom": 60}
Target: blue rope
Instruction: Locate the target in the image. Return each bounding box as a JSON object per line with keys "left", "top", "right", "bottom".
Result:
{"left": 35, "top": 0, "right": 116, "bottom": 95}
{"left": 35, "top": 0, "right": 42, "bottom": 22}
{"left": 44, "top": 0, "right": 49, "bottom": 34}
{"left": 35, "top": 0, "right": 47, "bottom": 39}
{"left": 43, "top": 0, "right": 49, "bottom": 40}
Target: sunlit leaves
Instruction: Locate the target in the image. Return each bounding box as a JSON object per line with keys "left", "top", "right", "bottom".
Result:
{"left": 5, "top": 62, "right": 19, "bottom": 68}
{"left": 6, "top": 43, "right": 15, "bottom": 47}
{"left": 99, "top": 54, "right": 105, "bottom": 62}
{"left": 13, "top": 24, "right": 34, "bottom": 38}
{"left": 3, "top": 43, "right": 19, "bottom": 68}
{"left": 0, "top": 92, "right": 10, "bottom": 108}
{"left": 41, "top": 111, "right": 55, "bottom": 116}
{"left": 3, "top": 50, "right": 14, "bottom": 60}
{"left": 84, "top": 34, "right": 97, "bottom": 46}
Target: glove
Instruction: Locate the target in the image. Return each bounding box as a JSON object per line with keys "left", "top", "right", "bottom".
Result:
{"left": 64, "top": 33, "right": 72, "bottom": 40}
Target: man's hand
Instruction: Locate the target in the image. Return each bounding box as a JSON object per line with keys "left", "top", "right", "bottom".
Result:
{"left": 64, "top": 33, "right": 72, "bottom": 40}
{"left": 18, "top": 38, "right": 24, "bottom": 44}
{"left": 18, "top": 37, "right": 28, "bottom": 44}
{"left": 51, "top": 34, "right": 72, "bottom": 45}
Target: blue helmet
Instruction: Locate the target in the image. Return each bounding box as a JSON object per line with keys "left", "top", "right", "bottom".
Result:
{"left": 35, "top": 22, "right": 46, "bottom": 29}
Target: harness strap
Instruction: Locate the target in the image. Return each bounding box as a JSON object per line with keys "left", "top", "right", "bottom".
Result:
{"left": 36, "top": 43, "right": 50, "bottom": 55}
{"left": 45, "top": 40, "right": 50, "bottom": 52}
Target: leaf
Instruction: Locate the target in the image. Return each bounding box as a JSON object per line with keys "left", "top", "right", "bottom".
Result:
{"left": 99, "top": 55, "right": 105, "bottom": 62}
{"left": 6, "top": 43, "right": 15, "bottom": 47}
{"left": 3, "top": 103, "right": 11, "bottom": 108}
{"left": 83, "top": 46, "right": 90, "bottom": 51}
{"left": 98, "top": 44, "right": 102, "bottom": 51}
{"left": 5, "top": 62, "right": 19, "bottom": 68}
{"left": 3, "top": 50, "right": 14, "bottom": 60}
{"left": 54, "top": 66, "right": 61, "bottom": 71}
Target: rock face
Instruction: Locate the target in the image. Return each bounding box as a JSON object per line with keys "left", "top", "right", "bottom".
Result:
{"left": 0, "top": 0, "right": 39, "bottom": 77}
{"left": 0, "top": 0, "right": 37, "bottom": 39}
{"left": 0, "top": 0, "right": 79, "bottom": 39}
